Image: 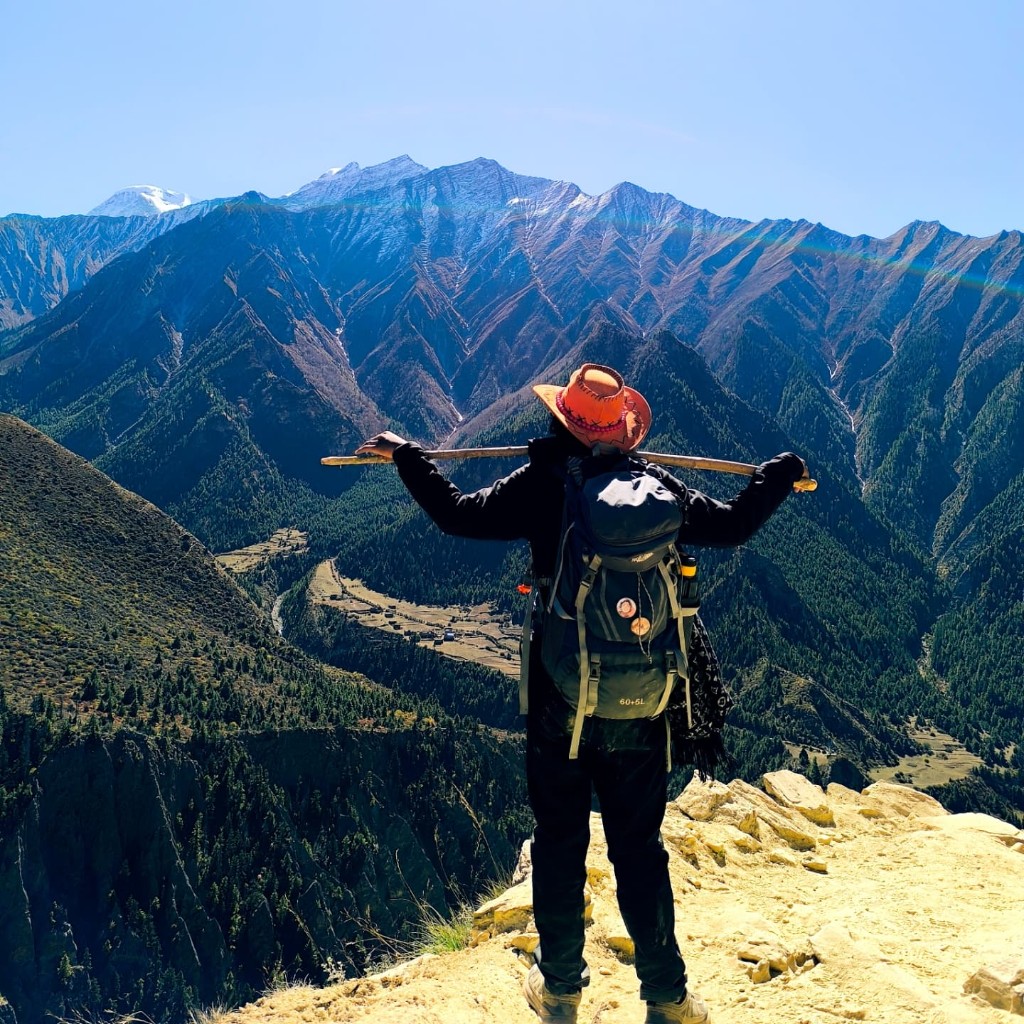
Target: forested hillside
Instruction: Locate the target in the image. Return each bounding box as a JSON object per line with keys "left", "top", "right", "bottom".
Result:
{"left": 0, "top": 416, "right": 527, "bottom": 1024}
{"left": 306, "top": 327, "right": 942, "bottom": 768}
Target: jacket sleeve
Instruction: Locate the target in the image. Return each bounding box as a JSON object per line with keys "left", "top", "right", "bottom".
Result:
{"left": 669, "top": 451, "right": 806, "bottom": 547}
{"left": 392, "top": 441, "right": 535, "bottom": 541}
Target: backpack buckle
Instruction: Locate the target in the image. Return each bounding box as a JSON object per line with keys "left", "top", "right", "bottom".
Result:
{"left": 585, "top": 654, "right": 601, "bottom": 715}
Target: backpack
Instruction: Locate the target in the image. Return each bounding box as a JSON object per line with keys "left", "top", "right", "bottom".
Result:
{"left": 523, "top": 453, "right": 700, "bottom": 760}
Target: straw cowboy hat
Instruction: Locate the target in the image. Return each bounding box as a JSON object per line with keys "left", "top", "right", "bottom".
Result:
{"left": 533, "top": 363, "right": 652, "bottom": 452}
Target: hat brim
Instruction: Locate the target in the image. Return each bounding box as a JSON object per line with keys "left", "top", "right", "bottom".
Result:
{"left": 533, "top": 382, "right": 651, "bottom": 452}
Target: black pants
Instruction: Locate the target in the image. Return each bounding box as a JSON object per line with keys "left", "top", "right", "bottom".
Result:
{"left": 526, "top": 693, "right": 688, "bottom": 1003}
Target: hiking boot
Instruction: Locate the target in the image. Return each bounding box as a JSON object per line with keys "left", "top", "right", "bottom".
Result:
{"left": 645, "top": 988, "right": 710, "bottom": 1024}
{"left": 523, "top": 963, "right": 581, "bottom": 1022}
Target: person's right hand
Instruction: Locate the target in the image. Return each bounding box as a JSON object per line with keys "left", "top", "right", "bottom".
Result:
{"left": 354, "top": 431, "right": 408, "bottom": 461}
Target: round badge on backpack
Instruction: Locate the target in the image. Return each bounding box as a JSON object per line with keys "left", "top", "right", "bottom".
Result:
{"left": 630, "top": 616, "right": 651, "bottom": 636}
{"left": 616, "top": 597, "right": 637, "bottom": 618}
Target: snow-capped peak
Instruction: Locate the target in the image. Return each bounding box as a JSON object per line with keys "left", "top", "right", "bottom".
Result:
{"left": 88, "top": 185, "right": 193, "bottom": 217}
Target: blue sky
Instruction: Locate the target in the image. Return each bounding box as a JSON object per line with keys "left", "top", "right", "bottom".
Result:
{"left": 2, "top": 0, "right": 1021, "bottom": 238}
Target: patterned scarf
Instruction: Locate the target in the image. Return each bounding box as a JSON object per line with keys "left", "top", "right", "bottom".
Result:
{"left": 666, "top": 615, "right": 734, "bottom": 780}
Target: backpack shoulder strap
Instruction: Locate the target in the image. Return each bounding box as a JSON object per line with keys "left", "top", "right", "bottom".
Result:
{"left": 518, "top": 445, "right": 568, "bottom": 716}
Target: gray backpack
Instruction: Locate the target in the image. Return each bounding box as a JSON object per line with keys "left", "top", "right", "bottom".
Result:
{"left": 524, "top": 454, "right": 699, "bottom": 759}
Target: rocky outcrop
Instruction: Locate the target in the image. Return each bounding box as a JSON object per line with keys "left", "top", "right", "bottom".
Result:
{"left": 223, "top": 772, "right": 1024, "bottom": 1024}
{"left": 964, "top": 958, "right": 1024, "bottom": 1014}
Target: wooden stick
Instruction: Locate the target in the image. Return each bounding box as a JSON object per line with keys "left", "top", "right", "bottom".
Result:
{"left": 321, "top": 447, "right": 817, "bottom": 490}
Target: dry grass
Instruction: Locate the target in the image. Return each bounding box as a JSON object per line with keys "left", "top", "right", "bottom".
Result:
{"left": 216, "top": 528, "right": 309, "bottom": 573}
{"left": 869, "top": 721, "right": 983, "bottom": 788}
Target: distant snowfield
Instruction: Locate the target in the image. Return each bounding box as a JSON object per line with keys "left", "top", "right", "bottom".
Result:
{"left": 88, "top": 184, "right": 193, "bottom": 216}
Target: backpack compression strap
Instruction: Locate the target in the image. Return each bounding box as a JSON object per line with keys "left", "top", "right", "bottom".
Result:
{"left": 519, "top": 576, "right": 552, "bottom": 714}
{"left": 568, "top": 554, "right": 601, "bottom": 760}
{"left": 519, "top": 591, "right": 535, "bottom": 715}
{"left": 656, "top": 551, "right": 696, "bottom": 773}
{"left": 658, "top": 555, "right": 697, "bottom": 728}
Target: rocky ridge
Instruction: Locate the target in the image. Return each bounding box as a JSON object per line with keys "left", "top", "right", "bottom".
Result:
{"left": 218, "top": 772, "right": 1024, "bottom": 1024}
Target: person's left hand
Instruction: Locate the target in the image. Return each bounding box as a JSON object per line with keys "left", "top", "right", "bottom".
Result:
{"left": 354, "top": 431, "right": 408, "bottom": 461}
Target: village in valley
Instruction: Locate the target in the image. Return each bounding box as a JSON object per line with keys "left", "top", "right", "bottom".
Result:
{"left": 308, "top": 558, "right": 521, "bottom": 677}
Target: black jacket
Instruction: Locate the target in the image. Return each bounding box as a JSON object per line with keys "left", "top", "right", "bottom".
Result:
{"left": 393, "top": 434, "right": 804, "bottom": 749}
{"left": 393, "top": 434, "right": 805, "bottom": 577}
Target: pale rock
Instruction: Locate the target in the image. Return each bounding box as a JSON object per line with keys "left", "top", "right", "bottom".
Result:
{"left": 809, "top": 921, "right": 872, "bottom": 964}
{"left": 676, "top": 776, "right": 761, "bottom": 836}
{"left": 857, "top": 805, "right": 885, "bottom": 818}
{"left": 675, "top": 775, "right": 733, "bottom": 820}
{"left": 860, "top": 781, "right": 948, "bottom": 818}
{"left": 763, "top": 769, "right": 836, "bottom": 827}
{"left": 769, "top": 849, "right": 800, "bottom": 868}
{"left": 926, "top": 812, "right": 1024, "bottom": 849}
{"left": 511, "top": 839, "right": 532, "bottom": 884}
{"left": 508, "top": 933, "right": 539, "bottom": 954}
{"left": 472, "top": 878, "right": 533, "bottom": 940}
{"left": 732, "top": 832, "right": 762, "bottom": 853}
{"left": 473, "top": 876, "right": 591, "bottom": 946}
{"left": 351, "top": 953, "right": 437, "bottom": 991}
{"left": 717, "top": 800, "right": 761, "bottom": 838}
{"left": 963, "top": 957, "right": 1024, "bottom": 1013}
{"left": 660, "top": 810, "right": 706, "bottom": 855}
{"left": 802, "top": 857, "right": 829, "bottom": 873}
{"left": 825, "top": 782, "right": 866, "bottom": 804}
{"left": 702, "top": 836, "right": 726, "bottom": 858}
{"left": 748, "top": 959, "right": 771, "bottom": 983}
{"left": 605, "top": 934, "right": 635, "bottom": 959}
{"left": 727, "top": 779, "right": 818, "bottom": 850}
{"left": 736, "top": 933, "right": 793, "bottom": 974}
{"left": 695, "top": 821, "right": 762, "bottom": 863}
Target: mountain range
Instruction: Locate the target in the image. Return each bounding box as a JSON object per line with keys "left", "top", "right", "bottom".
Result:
{"left": 2, "top": 158, "right": 1020, "bottom": 724}
{"left": 1, "top": 155, "right": 1023, "bottom": 1021}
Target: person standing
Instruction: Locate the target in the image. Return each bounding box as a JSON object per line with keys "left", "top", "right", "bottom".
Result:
{"left": 356, "top": 363, "right": 807, "bottom": 1024}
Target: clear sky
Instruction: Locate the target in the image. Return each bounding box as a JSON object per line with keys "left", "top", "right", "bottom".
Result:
{"left": 2, "top": 0, "right": 1022, "bottom": 239}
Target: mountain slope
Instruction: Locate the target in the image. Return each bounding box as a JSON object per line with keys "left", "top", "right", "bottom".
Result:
{"left": 0, "top": 207, "right": 210, "bottom": 328}
{"left": 0, "top": 412, "right": 298, "bottom": 716}
{"left": 307, "top": 322, "right": 937, "bottom": 773}
{"left": 0, "top": 201, "right": 390, "bottom": 549}
{"left": 0, "top": 415, "right": 529, "bottom": 1024}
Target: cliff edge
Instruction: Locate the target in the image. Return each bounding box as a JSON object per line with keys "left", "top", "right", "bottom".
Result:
{"left": 211, "top": 771, "right": 1024, "bottom": 1024}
